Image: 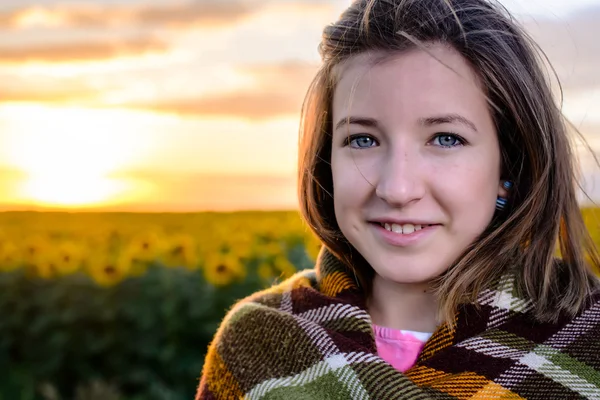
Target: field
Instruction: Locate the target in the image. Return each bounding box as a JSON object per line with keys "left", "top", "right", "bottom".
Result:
{"left": 0, "top": 211, "right": 321, "bottom": 287}
{"left": 2, "top": 208, "right": 600, "bottom": 400}
{"left": 0, "top": 210, "right": 321, "bottom": 400}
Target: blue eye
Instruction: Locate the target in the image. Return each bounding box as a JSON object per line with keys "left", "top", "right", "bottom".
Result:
{"left": 431, "top": 133, "right": 464, "bottom": 148}
{"left": 344, "top": 134, "right": 377, "bottom": 148}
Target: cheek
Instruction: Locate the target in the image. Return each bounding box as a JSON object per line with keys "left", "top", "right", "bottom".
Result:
{"left": 332, "top": 154, "right": 376, "bottom": 197}
{"left": 433, "top": 157, "right": 499, "bottom": 222}
{"left": 332, "top": 156, "right": 356, "bottom": 217}
{"left": 332, "top": 157, "right": 376, "bottom": 229}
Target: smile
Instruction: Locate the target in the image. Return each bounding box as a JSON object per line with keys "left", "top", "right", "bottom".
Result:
{"left": 371, "top": 222, "right": 439, "bottom": 247}
{"left": 377, "top": 222, "right": 431, "bottom": 234}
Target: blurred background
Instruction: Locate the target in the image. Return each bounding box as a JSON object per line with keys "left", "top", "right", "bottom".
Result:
{"left": 0, "top": 0, "right": 599, "bottom": 399}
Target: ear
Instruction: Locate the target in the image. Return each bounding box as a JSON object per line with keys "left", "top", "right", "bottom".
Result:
{"left": 498, "top": 180, "right": 512, "bottom": 198}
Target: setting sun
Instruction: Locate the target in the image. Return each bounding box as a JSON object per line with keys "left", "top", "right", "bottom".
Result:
{"left": 19, "top": 175, "right": 129, "bottom": 206}
{"left": 2, "top": 105, "right": 158, "bottom": 208}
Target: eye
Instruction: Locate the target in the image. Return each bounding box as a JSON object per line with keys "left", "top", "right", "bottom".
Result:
{"left": 343, "top": 134, "right": 378, "bottom": 149}
{"left": 430, "top": 133, "right": 465, "bottom": 148}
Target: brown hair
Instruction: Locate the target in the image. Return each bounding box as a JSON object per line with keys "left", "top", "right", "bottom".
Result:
{"left": 297, "top": 0, "right": 600, "bottom": 325}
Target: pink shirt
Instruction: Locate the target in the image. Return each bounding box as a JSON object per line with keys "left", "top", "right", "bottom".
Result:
{"left": 373, "top": 324, "right": 433, "bottom": 372}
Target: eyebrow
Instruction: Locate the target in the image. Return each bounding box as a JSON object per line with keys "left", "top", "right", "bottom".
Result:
{"left": 334, "top": 116, "right": 379, "bottom": 131}
{"left": 419, "top": 114, "right": 478, "bottom": 133}
{"left": 334, "top": 113, "right": 478, "bottom": 133}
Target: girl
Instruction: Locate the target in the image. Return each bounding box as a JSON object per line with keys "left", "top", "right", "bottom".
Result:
{"left": 196, "top": 0, "right": 600, "bottom": 398}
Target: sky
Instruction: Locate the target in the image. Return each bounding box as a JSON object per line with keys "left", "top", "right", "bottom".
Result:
{"left": 0, "top": 0, "right": 599, "bottom": 212}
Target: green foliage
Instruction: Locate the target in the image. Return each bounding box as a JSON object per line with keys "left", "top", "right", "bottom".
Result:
{"left": 0, "top": 249, "right": 313, "bottom": 400}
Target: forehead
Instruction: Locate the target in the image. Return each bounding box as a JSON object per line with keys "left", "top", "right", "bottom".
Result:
{"left": 332, "top": 45, "right": 488, "bottom": 117}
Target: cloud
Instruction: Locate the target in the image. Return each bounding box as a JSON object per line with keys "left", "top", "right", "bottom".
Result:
{"left": 145, "top": 93, "right": 305, "bottom": 120}
{"left": 0, "top": 1, "right": 342, "bottom": 30}
{"left": 521, "top": 6, "right": 600, "bottom": 92}
{"left": 0, "top": 1, "right": 265, "bottom": 30}
{"left": 0, "top": 83, "right": 97, "bottom": 103}
{"left": 0, "top": 71, "right": 108, "bottom": 103}
{"left": 134, "top": 61, "right": 320, "bottom": 120}
{"left": 0, "top": 36, "right": 167, "bottom": 63}
{"left": 0, "top": 60, "right": 319, "bottom": 109}
{"left": 0, "top": 88, "right": 87, "bottom": 103}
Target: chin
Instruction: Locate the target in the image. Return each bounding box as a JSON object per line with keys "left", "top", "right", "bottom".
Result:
{"left": 369, "top": 254, "right": 448, "bottom": 284}
{"left": 379, "top": 269, "right": 439, "bottom": 284}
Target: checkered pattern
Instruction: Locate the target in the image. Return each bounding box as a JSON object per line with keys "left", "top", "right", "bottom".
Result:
{"left": 196, "top": 248, "right": 600, "bottom": 399}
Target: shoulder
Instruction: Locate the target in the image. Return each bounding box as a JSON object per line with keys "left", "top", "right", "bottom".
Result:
{"left": 196, "top": 269, "right": 320, "bottom": 399}
{"left": 217, "top": 267, "right": 318, "bottom": 337}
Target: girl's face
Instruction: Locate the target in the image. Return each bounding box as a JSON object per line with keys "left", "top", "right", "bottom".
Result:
{"left": 331, "top": 44, "right": 507, "bottom": 284}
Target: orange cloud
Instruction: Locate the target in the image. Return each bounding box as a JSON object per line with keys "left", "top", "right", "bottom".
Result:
{"left": 144, "top": 92, "right": 305, "bottom": 120}
{"left": 0, "top": 87, "right": 92, "bottom": 103}
{"left": 0, "top": 2, "right": 262, "bottom": 30}
{"left": 0, "top": 60, "right": 319, "bottom": 115}
{"left": 137, "top": 61, "right": 319, "bottom": 120}
{"left": 0, "top": 36, "right": 167, "bottom": 63}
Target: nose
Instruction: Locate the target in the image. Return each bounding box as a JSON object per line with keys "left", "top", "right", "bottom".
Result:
{"left": 375, "top": 147, "right": 425, "bottom": 207}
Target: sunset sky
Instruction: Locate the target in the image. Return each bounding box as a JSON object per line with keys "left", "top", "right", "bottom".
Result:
{"left": 0, "top": 0, "right": 599, "bottom": 212}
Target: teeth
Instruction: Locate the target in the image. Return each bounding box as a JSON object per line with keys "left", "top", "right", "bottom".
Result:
{"left": 402, "top": 224, "right": 415, "bottom": 234}
{"left": 381, "top": 223, "right": 428, "bottom": 234}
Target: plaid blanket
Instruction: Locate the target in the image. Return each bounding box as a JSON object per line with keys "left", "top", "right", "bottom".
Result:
{"left": 196, "top": 248, "right": 600, "bottom": 399}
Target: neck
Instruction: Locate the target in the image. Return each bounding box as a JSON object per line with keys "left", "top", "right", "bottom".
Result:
{"left": 367, "top": 273, "right": 440, "bottom": 333}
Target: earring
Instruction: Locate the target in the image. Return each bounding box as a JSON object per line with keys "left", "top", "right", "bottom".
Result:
{"left": 496, "top": 197, "right": 507, "bottom": 211}
{"left": 496, "top": 181, "right": 513, "bottom": 211}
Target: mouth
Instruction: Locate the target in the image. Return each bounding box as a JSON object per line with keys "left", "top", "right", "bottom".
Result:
{"left": 371, "top": 221, "right": 439, "bottom": 235}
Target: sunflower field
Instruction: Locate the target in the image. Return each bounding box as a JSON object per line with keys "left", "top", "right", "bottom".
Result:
{"left": 0, "top": 211, "right": 321, "bottom": 400}
{"left": 2, "top": 208, "right": 600, "bottom": 400}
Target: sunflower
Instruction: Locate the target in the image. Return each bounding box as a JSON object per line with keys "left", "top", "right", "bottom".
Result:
{"left": 86, "top": 252, "right": 130, "bottom": 287}
{"left": 272, "top": 255, "right": 296, "bottom": 280}
{"left": 224, "top": 233, "right": 253, "bottom": 259}
{"left": 304, "top": 234, "right": 322, "bottom": 261}
{"left": 0, "top": 241, "right": 20, "bottom": 272}
{"left": 126, "top": 230, "right": 165, "bottom": 263}
{"left": 161, "top": 234, "right": 198, "bottom": 269}
{"left": 117, "top": 248, "right": 148, "bottom": 278}
{"left": 21, "top": 234, "right": 49, "bottom": 266}
{"left": 203, "top": 252, "right": 246, "bottom": 287}
{"left": 266, "top": 241, "right": 285, "bottom": 257}
{"left": 54, "top": 241, "right": 84, "bottom": 276}
{"left": 32, "top": 253, "right": 59, "bottom": 279}
{"left": 257, "top": 262, "right": 275, "bottom": 281}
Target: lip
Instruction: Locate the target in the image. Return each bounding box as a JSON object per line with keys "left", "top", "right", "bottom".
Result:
{"left": 370, "top": 218, "right": 437, "bottom": 226}
{"left": 370, "top": 222, "right": 439, "bottom": 247}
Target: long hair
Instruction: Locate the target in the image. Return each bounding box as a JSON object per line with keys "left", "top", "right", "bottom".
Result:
{"left": 298, "top": 0, "right": 600, "bottom": 325}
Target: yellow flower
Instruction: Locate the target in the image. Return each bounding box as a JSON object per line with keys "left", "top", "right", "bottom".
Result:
{"left": 0, "top": 241, "right": 20, "bottom": 272}
{"left": 117, "top": 248, "right": 148, "bottom": 277}
{"left": 32, "top": 253, "right": 59, "bottom": 279}
{"left": 54, "top": 241, "right": 84, "bottom": 276}
{"left": 86, "top": 252, "right": 130, "bottom": 287}
{"left": 225, "top": 233, "right": 254, "bottom": 258}
{"left": 161, "top": 234, "right": 198, "bottom": 269}
{"left": 126, "top": 231, "right": 165, "bottom": 262}
{"left": 257, "top": 262, "right": 275, "bottom": 281}
{"left": 304, "top": 234, "right": 322, "bottom": 261}
{"left": 21, "top": 234, "right": 49, "bottom": 266}
{"left": 273, "top": 255, "right": 296, "bottom": 280}
{"left": 257, "top": 241, "right": 284, "bottom": 259}
{"left": 203, "top": 253, "right": 246, "bottom": 287}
